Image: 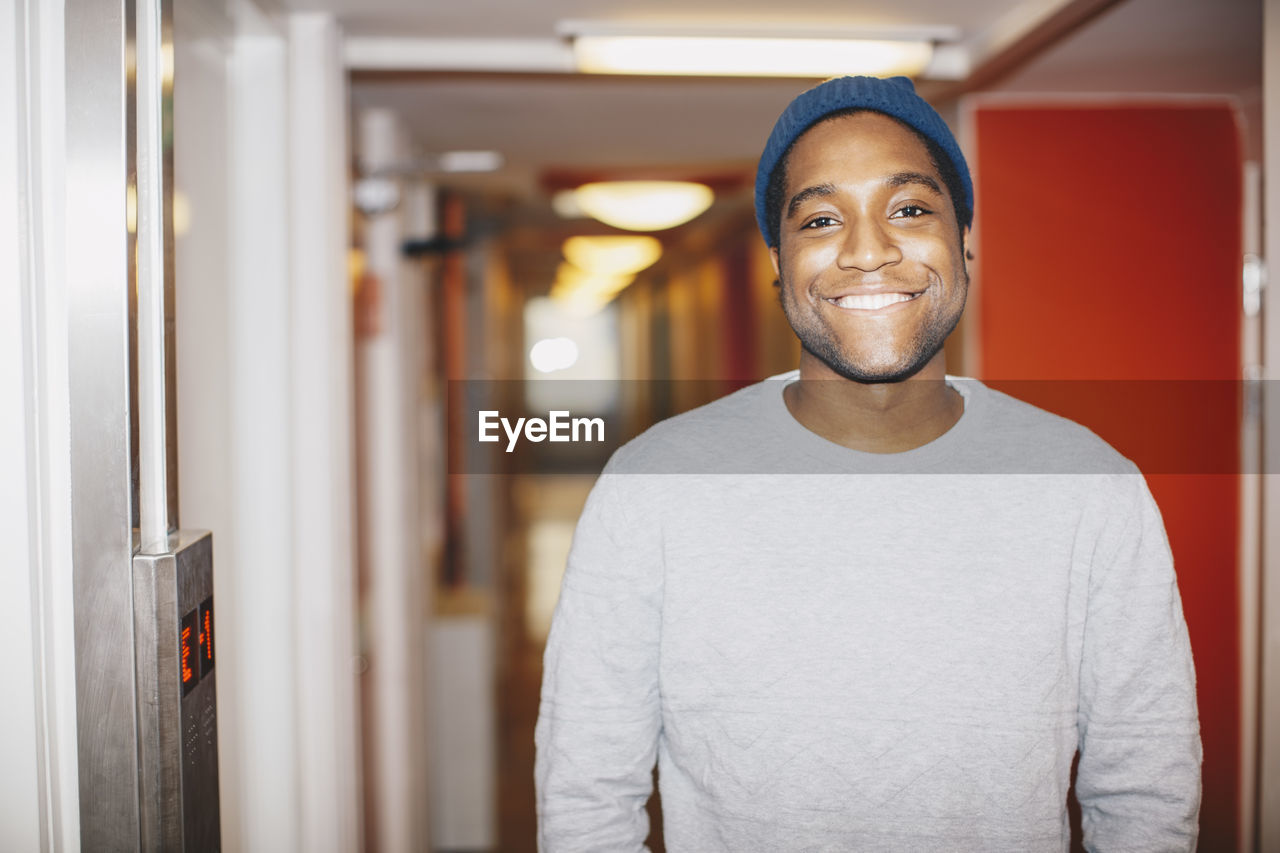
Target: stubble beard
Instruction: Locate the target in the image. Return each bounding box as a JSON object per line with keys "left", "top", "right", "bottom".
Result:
{"left": 777, "top": 271, "right": 968, "bottom": 384}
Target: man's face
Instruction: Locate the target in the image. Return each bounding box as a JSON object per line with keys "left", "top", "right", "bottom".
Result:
{"left": 770, "top": 112, "right": 970, "bottom": 384}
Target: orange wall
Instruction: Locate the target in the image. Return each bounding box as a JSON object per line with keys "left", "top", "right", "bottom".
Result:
{"left": 974, "top": 104, "right": 1242, "bottom": 850}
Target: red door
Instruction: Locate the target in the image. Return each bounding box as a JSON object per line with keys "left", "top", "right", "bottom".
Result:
{"left": 972, "top": 102, "right": 1243, "bottom": 850}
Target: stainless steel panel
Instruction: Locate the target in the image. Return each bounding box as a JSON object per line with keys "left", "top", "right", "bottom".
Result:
{"left": 133, "top": 531, "right": 220, "bottom": 852}
{"left": 65, "top": 0, "right": 140, "bottom": 846}
{"left": 69, "top": 0, "right": 187, "bottom": 846}
{"left": 133, "top": 543, "right": 181, "bottom": 851}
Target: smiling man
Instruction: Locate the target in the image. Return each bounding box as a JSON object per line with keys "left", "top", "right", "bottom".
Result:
{"left": 772, "top": 108, "right": 971, "bottom": 454}
{"left": 535, "top": 76, "right": 1201, "bottom": 852}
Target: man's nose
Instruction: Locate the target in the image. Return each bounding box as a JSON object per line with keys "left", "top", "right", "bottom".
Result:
{"left": 837, "top": 217, "right": 902, "bottom": 272}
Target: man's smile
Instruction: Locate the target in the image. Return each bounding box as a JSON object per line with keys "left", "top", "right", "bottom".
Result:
{"left": 822, "top": 290, "right": 924, "bottom": 312}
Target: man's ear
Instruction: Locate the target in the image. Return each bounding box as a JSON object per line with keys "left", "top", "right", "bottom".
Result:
{"left": 769, "top": 246, "right": 780, "bottom": 277}
{"left": 962, "top": 226, "right": 974, "bottom": 262}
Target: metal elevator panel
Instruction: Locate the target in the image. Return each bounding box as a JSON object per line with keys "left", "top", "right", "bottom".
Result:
{"left": 133, "top": 531, "right": 220, "bottom": 851}
{"left": 65, "top": 0, "right": 222, "bottom": 845}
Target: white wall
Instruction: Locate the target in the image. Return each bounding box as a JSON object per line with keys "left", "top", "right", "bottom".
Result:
{"left": 431, "top": 618, "right": 496, "bottom": 849}
{"left": 1260, "top": 1, "right": 1280, "bottom": 849}
{"left": 355, "top": 106, "right": 433, "bottom": 853}
{"left": 1, "top": 0, "right": 48, "bottom": 847}
{"left": 287, "top": 13, "right": 363, "bottom": 853}
{"left": 2, "top": 0, "right": 81, "bottom": 849}
{"left": 174, "top": 2, "right": 361, "bottom": 850}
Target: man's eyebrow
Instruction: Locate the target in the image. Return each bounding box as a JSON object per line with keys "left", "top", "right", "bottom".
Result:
{"left": 786, "top": 183, "right": 836, "bottom": 219}
{"left": 786, "top": 173, "right": 944, "bottom": 220}
{"left": 887, "top": 171, "right": 943, "bottom": 194}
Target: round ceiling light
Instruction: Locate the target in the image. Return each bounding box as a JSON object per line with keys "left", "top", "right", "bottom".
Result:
{"left": 572, "top": 181, "right": 714, "bottom": 231}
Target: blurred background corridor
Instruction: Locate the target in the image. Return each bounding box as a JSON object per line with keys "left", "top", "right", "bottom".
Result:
{"left": 2, "top": 0, "right": 1277, "bottom": 851}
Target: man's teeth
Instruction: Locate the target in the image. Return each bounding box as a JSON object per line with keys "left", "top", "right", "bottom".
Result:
{"left": 828, "top": 292, "right": 919, "bottom": 310}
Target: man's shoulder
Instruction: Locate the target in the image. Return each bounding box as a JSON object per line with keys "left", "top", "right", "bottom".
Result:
{"left": 604, "top": 375, "right": 789, "bottom": 475}
{"left": 960, "top": 379, "right": 1137, "bottom": 475}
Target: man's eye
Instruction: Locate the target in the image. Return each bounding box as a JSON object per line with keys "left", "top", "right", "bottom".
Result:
{"left": 801, "top": 216, "right": 838, "bottom": 229}
{"left": 892, "top": 204, "right": 932, "bottom": 219}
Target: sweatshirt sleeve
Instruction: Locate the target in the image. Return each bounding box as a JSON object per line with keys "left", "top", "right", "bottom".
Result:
{"left": 1075, "top": 472, "right": 1202, "bottom": 852}
{"left": 534, "top": 470, "right": 664, "bottom": 852}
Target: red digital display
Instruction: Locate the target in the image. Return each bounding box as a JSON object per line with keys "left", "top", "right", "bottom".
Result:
{"left": 180, "top": 608, "right": 198, "bottom": 696}
{"left": 198, "top": 597, "right": 214, "bottom": 676}
{"left": 179, "top": 596, "right": 215, "bottom": 696}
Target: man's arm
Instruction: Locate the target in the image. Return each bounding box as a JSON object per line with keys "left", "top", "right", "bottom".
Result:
{"left": 1076, "top": 472, "right": 1202, "bottom": 852}
{"left": 534, "top": 471, "right": 663, "bottom": 852}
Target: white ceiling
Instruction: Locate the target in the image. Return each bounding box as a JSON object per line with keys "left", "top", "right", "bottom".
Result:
{"left": 994, "top": 0, "right": 1260, "bottom": 95}
{"left": 292, "top": 0, "right": 1261, "bottom": 229}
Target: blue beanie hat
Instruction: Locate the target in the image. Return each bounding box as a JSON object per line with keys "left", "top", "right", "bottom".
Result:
{"left": 754, "top": 75, "right": 973, "bottom": 247}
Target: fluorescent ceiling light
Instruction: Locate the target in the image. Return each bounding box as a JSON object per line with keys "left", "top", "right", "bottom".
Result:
{"left": 357, "top": 150, "right": 505, "bottom": 179}
{"left": 572, "top": 36, "right": 933, "bottom": 78}
{"left": 562, "top": 235, "right": 663, "bottom": 276}
{"left": 573, "top": 181, "right": 714, "bottom": 231}
{"left": 438, "top": 150, "right": 504, "bottom": 173}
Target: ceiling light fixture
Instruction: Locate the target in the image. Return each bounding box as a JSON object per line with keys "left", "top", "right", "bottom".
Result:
{"left": 437, "top": 150, "right": 505, "bottom": 173}
{"left": 550, "top": 236, "right": 664, "bottom": 314}
{"left": 562, "top": 235, "right": 663, "bottom": 276}
{"left": 551, "top": 189, "right": 586, "bottom": 219}
{"left": 358, "top": 150, "right": 505, "bottom": 179}
{"left": 575, "top": 36, "right": 931, "bottom": 78}
{"left": 572, "top": 181, "right": 714, "bottom": 231}
{"left": 550, "top": 262, "right": 635, "bottom": 315}
{"left": 558, "top": 22, "right": 957, "bottom": 79}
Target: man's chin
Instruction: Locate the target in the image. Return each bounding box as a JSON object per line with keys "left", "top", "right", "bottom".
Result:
{"left": 837, "top": 366, "right": 929, "bottom": 385}
{"left": 803, "top": 348, "right": 939, "bottom": 385}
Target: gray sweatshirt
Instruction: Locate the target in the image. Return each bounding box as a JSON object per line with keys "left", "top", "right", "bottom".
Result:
{"left": 535, "top": 375, "right": 1201, "bottom": 852}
